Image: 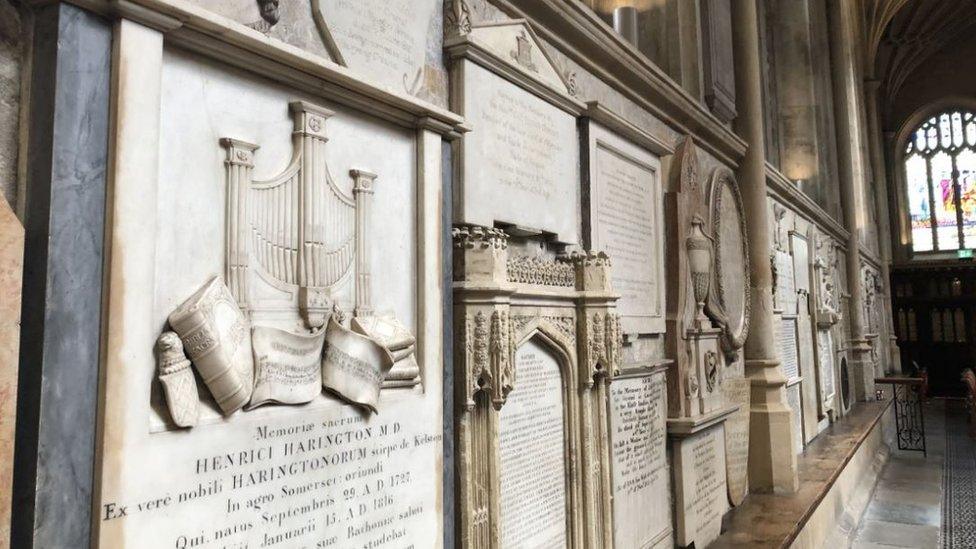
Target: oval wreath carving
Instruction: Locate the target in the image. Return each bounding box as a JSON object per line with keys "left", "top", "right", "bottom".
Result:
{"left": 705, "top": 167, "right": 751, "bottom": 363}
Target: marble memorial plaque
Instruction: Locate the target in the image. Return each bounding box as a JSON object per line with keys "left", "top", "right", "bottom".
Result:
{"left": 322, "top": 0, "right": 447, "bottom": 105}
{"left": 722, "top": 378, "right": 750, "bottom": 506}
{"left": 712, "top": 173, "right": 749, "bottom": 339}
{"left": 775, "top": 251, "right": 796, "bottom": 314}
{"left": 609, "top": 373, "right": 669, "bottom": 547}
{"left": 460, "top": 62, "right": 580, "bottom": 244}
{"left": 777, "top": 317, "right": 800, "bottom": 380}
{"left": 673, "top": 426, "right": 728, "bottom": 547}
{"left": 499, "top": 339, "right": 568, "bottom": 549}
{"left": 786, "top": 382, "right": 804, "bottom": 455}
{"left": 95, "top": 49, "right": 442, "bottom": 548}
{"left": 791, "top": 233, "right": 810, "bottom": 293}
{"left": 588, "top": 123, "right": 664, "bottom": 334}
{"left": 817, "top": 330, "right": 836, "bottom": 404}
{"left": 247, "top": 326, "right": 325, "bottom": 409}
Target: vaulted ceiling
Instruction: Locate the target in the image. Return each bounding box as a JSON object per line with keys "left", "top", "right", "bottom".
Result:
{"left": 864, "top": 0, "right": 976, "bottom": 112}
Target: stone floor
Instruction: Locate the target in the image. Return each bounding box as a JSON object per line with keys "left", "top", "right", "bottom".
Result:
{"left": 849, "top": 400, "right": 946, "bottom": 549}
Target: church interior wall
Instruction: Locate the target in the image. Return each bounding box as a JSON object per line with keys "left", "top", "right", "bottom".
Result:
{"left": 0, "top": 0, "right": 907, "bottom": 547}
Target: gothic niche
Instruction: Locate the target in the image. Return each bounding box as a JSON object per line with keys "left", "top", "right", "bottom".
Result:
{"left": 452, "top": 224, "right": 620, "bottom": 549}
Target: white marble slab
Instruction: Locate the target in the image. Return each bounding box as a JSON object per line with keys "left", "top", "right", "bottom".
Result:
{"left": 775, "top": 250, "right": 796, "bottom": 314}
{"left": 777, "top": 317, "right": 800, "bottom": 380}
{"left": 673, "top": 425, "right": 728, "bottom": 548}
{"left": 817, "top": 329, "right": 836, "bottom": 405}
{"left": 94, "top": 46, "right": 443, "bottom": 548}
{"left": 791, "top": 232, "right": 810, "bottom": 293}
{"left": 722, "top": 377, "right": 750, "bottom": 507}
{"left": 587, "top": 122, "right": 664, "bottom": 335}
{"left": 499, "top": 339, "right": 568, "bottom": 549}
{"left": 459, "top": 62, "right": 580, "bottom": 244}
{"left": 322, "top": 0, "right": 446, "bottom": 104}
{"left": 609, "top": 372, "right": 670, "bottom": 548}
{"left": 786, "top": 382, "right": 804, "bottom": 455}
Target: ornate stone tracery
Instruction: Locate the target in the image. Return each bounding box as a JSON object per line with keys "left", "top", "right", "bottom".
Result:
{"left": 452, "top": 224, "right": 620, "bottom": 549}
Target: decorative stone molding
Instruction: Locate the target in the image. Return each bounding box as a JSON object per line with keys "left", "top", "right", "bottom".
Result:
{"left": 506, "top": 255, "right": 574, "bottom": 287}
{"left": 813, "top": 233, "right": 841, "bottom": 328}
{"left": 453, "top": 224, "right": 619, "bottom": 548}
{"left": 705, "top": 167, "right": 751, "bottom": 364}
{"left": 444, "top": 0, "right": 473, "bottom": 39}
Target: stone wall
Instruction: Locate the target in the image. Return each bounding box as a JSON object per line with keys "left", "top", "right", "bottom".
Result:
{"left": 0, "top": 0, "right": 27, "bottom": 211}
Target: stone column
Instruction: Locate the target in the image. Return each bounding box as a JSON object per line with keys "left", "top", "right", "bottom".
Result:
{"left": 11, "top": 4, "right": 112, "bottom": 547}
{"left": 864, "top": 79, "right": 901, "bottom": 374}
{"left": 352, "top": 169, "right": 378, "bottom": 318}
{"left": 731, "top": 0, "right": 799, "bottom": 494}
{"left": 826, "top": 0, "right": 874, "bottom": 399}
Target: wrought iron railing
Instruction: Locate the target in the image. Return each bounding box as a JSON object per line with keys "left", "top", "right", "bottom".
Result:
{"left": 875, "top": 377, "right": 927, "bottom": 454}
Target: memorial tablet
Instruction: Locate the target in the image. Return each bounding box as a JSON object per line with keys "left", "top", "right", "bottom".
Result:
{"left": 610, "top": 373, "right": 669, "bottom": 547}
{"left": 787, "top": 382, "right": 804, "bottom": 454}
{"left": 588, "top": 123, "right": 665, "bottom": 334}
{"left": 673, "top": 426, "right": 728, "bottom": 547}
{"left": 456, "top": 39, "right": 581, "bottom": 244}
{"left": 777, "top": 317, "right": 800, "bottom": 380}
{"left": 775, "top": 250, "right": 796, "bottom": 314}
{"left": 498, "top": 339, "right": 567, "bottom": 549}
{"left": 722, "top": 378, "right": 750, "bottom": 506}
{"left": 818, "top": 330, "right": 836, "bottom": 405}
{"left": 94, "top": 50, "right": 445, "bottom": 548}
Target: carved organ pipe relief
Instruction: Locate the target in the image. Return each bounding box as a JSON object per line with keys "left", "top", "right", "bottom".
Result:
{"left": 156, "top": 101, "right": 418, "bottom": 427}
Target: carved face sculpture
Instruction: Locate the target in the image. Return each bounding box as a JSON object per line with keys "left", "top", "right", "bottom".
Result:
{"left": 258, "top": 0, "right": 280, "bottom": 24}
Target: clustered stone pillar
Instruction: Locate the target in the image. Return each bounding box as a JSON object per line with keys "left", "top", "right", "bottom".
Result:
{"left": 827, "top": 0, "right": 874, "bottom": 399}
{"left": 864, "top": 79, "right": 901, "bottom": 374}
{"left": 731, "top": 0, "right": 799, "bottom": 494}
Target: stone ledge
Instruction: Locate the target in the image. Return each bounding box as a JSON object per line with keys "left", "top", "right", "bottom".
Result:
{"left": 711, "top": 400, "right": 893, "bottom": 548}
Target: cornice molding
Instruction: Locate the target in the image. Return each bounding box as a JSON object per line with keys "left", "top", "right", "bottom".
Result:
{"left": 61, "top": 0, "right": 467, "bottom": 134}
{"left": 490, "top": 0, "right": 747, "bottom": 167}
{"left": 765, "top": 162, "right": 850, "bottom": 247}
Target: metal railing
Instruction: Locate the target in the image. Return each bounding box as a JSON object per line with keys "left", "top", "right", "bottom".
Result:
{"left": 875, "top": 377, "right": 927, "bottom": 455}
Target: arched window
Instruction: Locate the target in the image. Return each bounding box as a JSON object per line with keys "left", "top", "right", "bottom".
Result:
{"left": 904, "top": 109, "right": 976, "bottom": 253}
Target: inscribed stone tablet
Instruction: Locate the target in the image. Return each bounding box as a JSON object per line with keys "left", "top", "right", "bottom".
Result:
{"left": 775, "top": 251, "right": 796, "bottom": 314}
{"left": 323, "top": 0, "right": 446, "bottom": 104}
{"left": 817, "top": 330, "right": 835, "bottom": 403}
{"left": 589, "top": 124, "right": 664, "bottom": 334}
{"left": 673, "top": 426, "right": 728, "bottom": 547}
{"left": 499, "top": 339, "right": 568, "bottom": 549}
{"left": 461, "top": 62, "right": 579, "bottom": 244}
{"left": 722, "top": 378, "right": 750, "bottom": 507}
{"left": 791, "top": 233, "right": 810, "bottom": 293}
{"left": 787, "top": 382, "right": 804, "bottom": 455}
{"left": 609, "top": 373, "right": 669, "bottom": 547}
{"left": 777, "top": 317, "right": 799, "bottom": 380}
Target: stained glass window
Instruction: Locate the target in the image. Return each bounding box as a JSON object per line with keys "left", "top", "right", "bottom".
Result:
{"left": 904, "top": 109, "right": 976, "bottom": 253}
